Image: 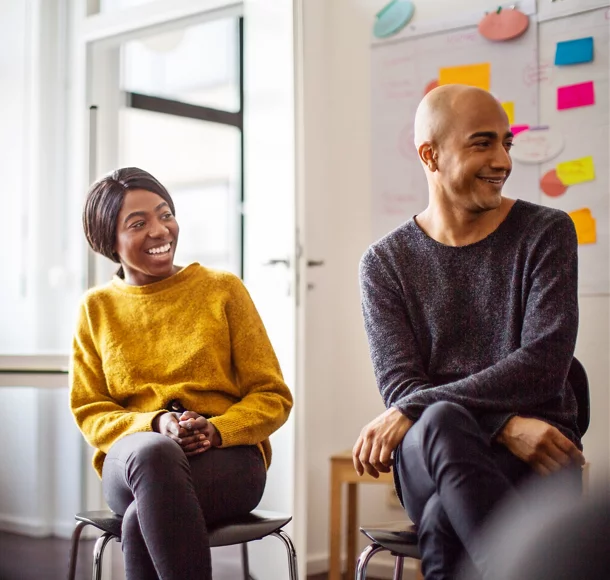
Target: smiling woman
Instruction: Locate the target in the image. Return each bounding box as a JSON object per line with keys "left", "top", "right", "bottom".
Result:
{"left": 72, "top": 167, "right": 293, "bottom": 580}
{"left": 83, "top": 168, "right": 180, "bottom": 284}
{"left": 115, "top": 189, "right": 180, "bottom": 284}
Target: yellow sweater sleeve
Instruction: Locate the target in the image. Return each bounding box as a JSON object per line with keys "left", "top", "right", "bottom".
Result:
{"left": 208, "top": 277, "right": 293, "bottom": 447}
{"left": 70, "top": 300, "right": 164, "bottom": 454}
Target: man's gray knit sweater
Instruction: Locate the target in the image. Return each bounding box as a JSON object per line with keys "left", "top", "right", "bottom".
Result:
{"left": 360, "top": 199, "right": 581, "bottom": 445}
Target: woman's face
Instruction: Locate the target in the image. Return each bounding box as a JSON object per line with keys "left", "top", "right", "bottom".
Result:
{"left": 114, "top": 188, "right": 180, "bottom": 286}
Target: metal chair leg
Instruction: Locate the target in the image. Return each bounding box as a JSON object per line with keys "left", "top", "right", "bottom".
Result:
{"left": 240, "top": 542, "right": 250, "bottom": 580}
{"left": 92, "top": 532, "right": 115, "bottom": 580}
{"left": 67, "top": 520, "right": 89, "bottom": 580}
{"left": 356, "top": 543, "right": 386, "bottom": 580}
{"left": 393, "top": 555, "right": 405, "bottom": 580}
{"left": 271, "top": 530, "right": 299, "bottom": 580}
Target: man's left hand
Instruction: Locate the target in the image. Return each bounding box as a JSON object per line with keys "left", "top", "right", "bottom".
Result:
{"left": 353, "top": 407, "right": 413, "bottom": 478}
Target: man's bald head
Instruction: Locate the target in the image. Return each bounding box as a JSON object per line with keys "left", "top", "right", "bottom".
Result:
{"left": 411, "top": 83, "right": 513, "bottom": 213}
{"left": 413, "top": 85, "right": 508, "bottom": 151}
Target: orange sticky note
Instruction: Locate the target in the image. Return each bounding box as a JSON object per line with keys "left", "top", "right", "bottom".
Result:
{"left": 568, "top": 208, "right": 596, "bottom": 245}
{"left": 501, "top": 102, "right": 515, "bottom": 124}
{"left": 439, "top": 63, "right": 491, "bottom": 91}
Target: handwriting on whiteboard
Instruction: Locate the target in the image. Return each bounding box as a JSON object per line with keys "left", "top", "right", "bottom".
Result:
{"left": 523, "top": 61, "right": 554, "bottom": 87}
{"left": 446, "top": 30, "right": 479, "bottom": 46}
{"left": 381, "top": 191, "right": 424, "bottom": 217}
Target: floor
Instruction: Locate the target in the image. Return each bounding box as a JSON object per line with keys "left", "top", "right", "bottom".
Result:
{"left": 0, "top": 532, "right": 243, "bottom": 580}
{"left": 0, "top": 531, "right": 377, "bottom": 580}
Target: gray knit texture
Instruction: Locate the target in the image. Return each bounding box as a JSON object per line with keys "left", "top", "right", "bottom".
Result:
{"left": 360, "top": 200, "right": 581, "bottom": 444}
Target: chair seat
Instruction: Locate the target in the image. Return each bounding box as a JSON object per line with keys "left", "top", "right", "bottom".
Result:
{"left": 75, "top": 509, "right": 291, "bottom": 547}
{"left": 209, "top": 510, "right": 292, "bottom": 547}
{"left": 360, "top": 521, "right": 420, "bottom": 559}
{"left": 76, "top": 511, "right": 122, "bottom": 538}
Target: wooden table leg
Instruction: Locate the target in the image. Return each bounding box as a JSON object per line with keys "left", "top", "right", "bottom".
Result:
{"left": 346, "top": 482, "right": 358, "bottom": 580}
{"left": 329, "top": 462, "right": 343, "bottom": 580}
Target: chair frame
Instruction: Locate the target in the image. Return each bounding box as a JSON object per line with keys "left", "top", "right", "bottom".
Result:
{"left": 67, "top": 510, "right": 298, "bottom": 580}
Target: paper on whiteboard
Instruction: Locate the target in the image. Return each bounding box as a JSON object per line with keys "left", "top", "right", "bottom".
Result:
{"left": 511, "top": 127, "right": 565, "bottom": 164}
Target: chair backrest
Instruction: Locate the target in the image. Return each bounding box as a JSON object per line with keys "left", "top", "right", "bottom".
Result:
{"left": 567, "top": 356, "right": 590, "bottom": 437}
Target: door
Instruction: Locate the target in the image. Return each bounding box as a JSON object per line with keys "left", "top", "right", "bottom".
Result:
{"left": 80, "top": 1, "right": 304, "bottom": 579}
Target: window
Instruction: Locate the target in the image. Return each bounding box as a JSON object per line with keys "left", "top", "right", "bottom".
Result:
{"left": 116, "top": 17, "right": 244, "bottom": 275}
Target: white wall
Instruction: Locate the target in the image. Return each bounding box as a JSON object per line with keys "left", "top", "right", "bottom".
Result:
{"left": 301, "top": 0, "right": 610, "bottom": 576}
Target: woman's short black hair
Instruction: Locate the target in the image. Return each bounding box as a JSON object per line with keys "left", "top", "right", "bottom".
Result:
{"left": 82, "top": 167, "right": 175, "bottom": 278}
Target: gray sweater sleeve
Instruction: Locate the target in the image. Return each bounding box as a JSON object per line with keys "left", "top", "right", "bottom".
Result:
{"left": 360, "top": 214, "right": 578, "bottom": 436}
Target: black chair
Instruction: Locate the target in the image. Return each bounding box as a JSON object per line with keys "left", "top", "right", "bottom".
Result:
{"left": 67, "top": 509, "right": 298, "bottom": 580}
{"left": 355, "top": 356, "right": 590, "bottom": 580}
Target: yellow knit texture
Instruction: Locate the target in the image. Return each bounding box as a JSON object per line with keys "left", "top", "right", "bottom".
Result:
{"left": 69, "top": 263, "right": 293, "bottom": 477}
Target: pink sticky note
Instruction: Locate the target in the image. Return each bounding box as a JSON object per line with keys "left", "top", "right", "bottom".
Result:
{"left": 557, "top": 81, "right": 595, "bottom": 110}
{"left": 511, "top": 124, "right": 529, "bottom": 136}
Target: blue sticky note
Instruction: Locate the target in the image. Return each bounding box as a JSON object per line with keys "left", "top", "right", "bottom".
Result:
{"left": 555, "top": 37, "right": 594, "bottom": 66}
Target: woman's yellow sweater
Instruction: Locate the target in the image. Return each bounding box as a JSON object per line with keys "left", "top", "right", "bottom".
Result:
{"left": 70, "top": 263, "right": 293, "bottom": 477}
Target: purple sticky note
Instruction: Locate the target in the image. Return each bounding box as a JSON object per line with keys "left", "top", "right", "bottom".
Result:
{"left": 557, "top": 81, "right": 595, "bottom": 110}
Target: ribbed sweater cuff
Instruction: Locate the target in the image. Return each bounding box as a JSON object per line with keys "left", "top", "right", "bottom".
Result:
{"left": 208, "top": 414, "right": 246, "bottom": 447}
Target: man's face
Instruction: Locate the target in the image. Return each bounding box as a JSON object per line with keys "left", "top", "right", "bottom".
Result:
{"left": 432, "top": 95, "right": 513, "bottom": 212}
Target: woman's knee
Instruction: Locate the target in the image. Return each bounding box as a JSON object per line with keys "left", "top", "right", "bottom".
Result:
{"left": 121, "top": 501, "right": 140, "bottom": 538}
{"left": 123, "top": 432, "right": 187, "bottom": 475}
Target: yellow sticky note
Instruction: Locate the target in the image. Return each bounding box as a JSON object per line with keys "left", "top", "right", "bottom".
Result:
{"left": 501, "top": 102, "right": 515, "bottom": 124}
{"left": 556, "top": 156, "right": 596, "bottom": 186}
{"left": 569, "top": 208, "right": 597, "bottom": 245}
{"left": 439, "top": 63, "right": 491, "bottom": 91}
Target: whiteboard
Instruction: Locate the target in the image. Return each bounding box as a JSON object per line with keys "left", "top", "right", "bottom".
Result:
{"left": 537, "top": 7, "right": 609, "bottom": 295}
{"left": 537, "top": 0, "right": 610, "bottom": 21}
{"left": 371, "top": 3, "right": 610, "bottom": 295}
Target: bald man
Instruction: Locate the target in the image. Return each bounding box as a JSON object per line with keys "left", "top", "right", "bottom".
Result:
{"left": 352, "top": 85, "right": 584, "bottom": 579}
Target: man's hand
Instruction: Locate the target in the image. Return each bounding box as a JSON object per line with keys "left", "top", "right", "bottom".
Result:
{"left": 353, "top": 407, "right": 414, "bottom": 478}
{"left": 498, "top": 416, "right": 585, "bottom": 476}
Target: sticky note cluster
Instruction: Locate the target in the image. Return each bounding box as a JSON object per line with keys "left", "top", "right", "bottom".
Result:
{"left": 554, "top": 36, "right": 595, "bottom": 112}
{"left": 437, "top": 64, "right": 520, "bottom": 127}
{"left": 540, "top": 156, "right": 596, "bottom": 199}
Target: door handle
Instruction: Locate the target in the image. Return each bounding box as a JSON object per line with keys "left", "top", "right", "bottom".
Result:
{"left": 263, "top": 258, "right": 290, "bottom": 267}
{"left": 307, "top": 260, "right": 325, "bottom": 267}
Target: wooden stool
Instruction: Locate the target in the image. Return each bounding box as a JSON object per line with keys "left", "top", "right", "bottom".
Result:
{"left": 329, "top": 450, "right": 422, "bottom": 580}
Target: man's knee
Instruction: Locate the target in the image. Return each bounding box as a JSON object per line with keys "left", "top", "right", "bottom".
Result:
{"left": 420, "top": 401, "right": 475, "bottom": 434}
{"left": 419, "top": 493, "right": 449, "bottom": 534}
